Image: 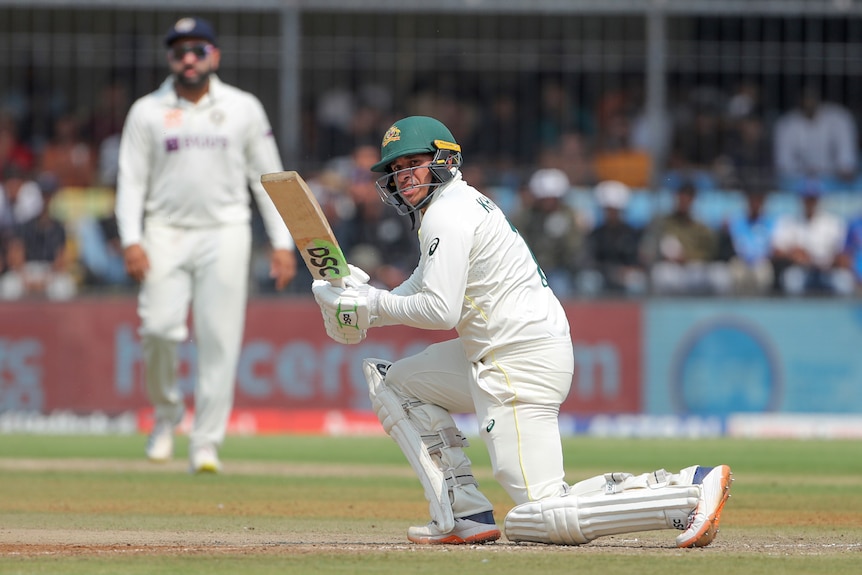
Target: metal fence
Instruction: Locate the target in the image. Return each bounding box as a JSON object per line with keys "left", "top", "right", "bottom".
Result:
{"left": 2, "top": 1, "right": 862, "bottom": 182}
{"left": 3, "top": 1, "right": 862, "bottom": 295}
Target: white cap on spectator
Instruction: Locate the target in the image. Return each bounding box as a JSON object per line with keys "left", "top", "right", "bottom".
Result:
{"left": 528, "top": 168, "right": 570, "bottom": 199}
{"left": 595, "top": 180, "right": 631, "bottom": 210}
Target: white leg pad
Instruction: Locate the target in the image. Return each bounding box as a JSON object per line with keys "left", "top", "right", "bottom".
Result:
{"left": 363, "top": 359, "right": 455, "bottom": 533}
{"left": 504, "top": 480, "right": 700, "bottom": 545}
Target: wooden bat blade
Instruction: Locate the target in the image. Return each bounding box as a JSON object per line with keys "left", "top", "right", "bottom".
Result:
{"left": 261, "top": 170, "right": 348, "bottom": 285}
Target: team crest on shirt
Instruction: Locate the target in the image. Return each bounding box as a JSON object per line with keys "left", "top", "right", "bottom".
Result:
{"left": 164, "top": 109, "right": 183, "bottom": 128}
{"left": 210, "top": 109, "right": 225, "bottom": 125}
{"left": 381, "top": 125, "right": 401, "bottom": 147}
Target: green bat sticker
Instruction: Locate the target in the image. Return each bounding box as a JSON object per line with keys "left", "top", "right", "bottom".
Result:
{"left": 304, "top": 239, "right": 349, "bottom": 280}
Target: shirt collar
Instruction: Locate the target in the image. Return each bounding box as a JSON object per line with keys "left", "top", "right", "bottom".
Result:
{"left": 157, "top": 74, "right": 222, "bottom": 107}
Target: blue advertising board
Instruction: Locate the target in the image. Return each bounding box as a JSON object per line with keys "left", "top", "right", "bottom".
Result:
{"left": 644, "top": 300, "right": 862, "bottom": 415}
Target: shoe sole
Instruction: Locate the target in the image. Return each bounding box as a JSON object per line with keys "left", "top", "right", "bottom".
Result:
{"left": 678, "top": 466, "right": 733, "bottom": 548}
{"left": 191, "top": 462, "right": 220, "bottom": 474}
{"left": 408, "top": 528, "right": 501, "bottom": 545}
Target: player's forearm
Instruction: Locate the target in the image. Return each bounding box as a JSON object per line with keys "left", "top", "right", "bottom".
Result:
{"left": 376, "top": 289, "right": 459, "bottom": 331}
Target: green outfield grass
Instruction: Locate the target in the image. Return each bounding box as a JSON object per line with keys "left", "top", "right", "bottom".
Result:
{"left": 1, "top": 434, "right": 860, "bottom": 574}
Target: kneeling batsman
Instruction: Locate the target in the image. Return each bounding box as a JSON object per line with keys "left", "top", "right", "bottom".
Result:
{"left": 312, "top": 275, "right": 732, "bottom": 547}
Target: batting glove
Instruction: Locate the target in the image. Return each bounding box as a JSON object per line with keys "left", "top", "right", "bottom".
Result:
{"left": 312, "top": 279, "right": 380, "bottom": 330}
{"left": 319, "top": 307, "right": 367, "bottom": 344}
{"left": 343, "top": 264, "right": 371, "bottom": 289}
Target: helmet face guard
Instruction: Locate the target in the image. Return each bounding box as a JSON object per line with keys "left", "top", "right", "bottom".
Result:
{"left": 371, "top": 116, "right": 462, "bottom": 217}
{"left": 374, "top": 145, "right": 462, "bottom": 216}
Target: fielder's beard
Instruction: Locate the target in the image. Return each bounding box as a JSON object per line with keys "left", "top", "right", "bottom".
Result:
{"left": 174, "top": 68, "right": 212, "bottom": 90}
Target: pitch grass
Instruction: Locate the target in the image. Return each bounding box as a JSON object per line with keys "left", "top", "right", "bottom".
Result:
{"left": 1, "top": 435, "right": 861, "bottom": 574}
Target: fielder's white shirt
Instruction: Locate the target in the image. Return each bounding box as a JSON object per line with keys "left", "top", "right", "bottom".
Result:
{"left": 376, "top": 171, "right": 571, "bottom": 363}
{"left": 115, "top": 75, "right": 293, "bottom": 250}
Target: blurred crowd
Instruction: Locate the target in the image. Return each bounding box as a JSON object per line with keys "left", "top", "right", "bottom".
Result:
{"left": 301, "top": 162, "right": 862, "bottom": 299}
{"left": 3, "top": 76, "right": 862, "bottom": 300}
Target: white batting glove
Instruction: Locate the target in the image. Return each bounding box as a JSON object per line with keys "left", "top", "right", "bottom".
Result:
{"left": 312, "top": 279, "right": 380, "bottom": 330}
{"left": 312, "top": 279, "right": 367, "bottom": 345}
{"left": 319, "top": 307, "right": 366, "bottom": 344}
{"left": 343, "top": 264, "right": 371, "bottom": 289}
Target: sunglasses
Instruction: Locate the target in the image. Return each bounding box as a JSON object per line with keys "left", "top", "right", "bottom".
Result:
{"left": 168, "top": 43, "right": 213, "bottom": 61}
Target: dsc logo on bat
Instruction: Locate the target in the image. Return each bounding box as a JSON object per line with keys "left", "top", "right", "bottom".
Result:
{"left": 305, "top": 241, "right": 348, "bottom": 280}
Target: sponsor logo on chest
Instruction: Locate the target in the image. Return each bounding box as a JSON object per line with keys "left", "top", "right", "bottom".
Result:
{"left": 165, "top": 134, "right": 229, "bottom": 153}
{"left": 163, "top": 108, "right": 230, "bottom": 152}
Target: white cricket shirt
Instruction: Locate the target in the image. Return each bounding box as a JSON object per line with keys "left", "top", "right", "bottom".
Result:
{"left": 377, "top": 171, "right": 571, "bottom": 363}
{"left": 115, "top": 75, "right": 293, "bottom": 250}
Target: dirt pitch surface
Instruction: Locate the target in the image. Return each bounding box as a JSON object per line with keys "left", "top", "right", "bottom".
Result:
{"left": 1, "top": 458, "right": 860, "bottom": 559}
{"left": 3, "top": 529, "right": 859, "bottom": 559}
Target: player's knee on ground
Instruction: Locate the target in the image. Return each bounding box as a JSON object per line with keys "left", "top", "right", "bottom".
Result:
{"left": 504, "top": 470, "right": 700, "bottom": 545}
{"left": 363, "top": 358, "right": 492, "bottom": 526}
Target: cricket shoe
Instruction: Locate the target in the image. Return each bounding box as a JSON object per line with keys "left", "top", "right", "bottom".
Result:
{"left": 676, "top": 464, "right": 733, "bottom": 548}
{"left": 189, "top": 444, "right": 221, "bottom": 474}
{"left": 145, "top": 421, "right": 175, "bottom": 462}
{"left": 407, "top": 511, "right": 501, "bottom": 545}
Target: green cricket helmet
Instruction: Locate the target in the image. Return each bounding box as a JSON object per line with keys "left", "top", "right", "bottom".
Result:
{"left": 372, "top": 116, "right": 462, "bottom": 217}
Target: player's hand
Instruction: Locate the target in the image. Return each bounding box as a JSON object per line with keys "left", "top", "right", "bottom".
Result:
{"left": 319, "top": 307, "right": 367, "bottom": 344}
{"left": 312, "top": 279, "right": 369, "bottom": 345}
{"left": 312, "top": 279, "right": 380, "bottom": 330}
{"left": 343, "top": 264, "right": 371, "bottom": 288}
{"left": 270, "top": 248, "right": 297, "bottom": 290}
{"left": 123, "top": 244, "right": 150, "bottom": 282}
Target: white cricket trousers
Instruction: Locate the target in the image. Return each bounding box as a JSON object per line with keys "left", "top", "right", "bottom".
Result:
{"left": 138, "top": 221, "right": 251, "bottom": 450}
{"left": 385, "top": 336, "right": 574, "bottom": 506}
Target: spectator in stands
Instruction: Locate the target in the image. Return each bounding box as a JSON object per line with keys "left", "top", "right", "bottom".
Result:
{"left": 665, "top": 87, "right": 726, "bottom": 192}
{"left": 511, "top": 168, "right": 586, "bottom": 298}
{"left": 97, "top": 133, "right": 122, "bottom": 188}
{"left": 533, "top": 79, "right": 591, "bottom": 157}
{"left": 75, "top": 197, "right": 130, "bottom": 289}
{"left": 579, "top": 180, "right": 646, "bottom": 296}
{"left": 837, "top": 215, "right": 862, "bottom": 293}
{"left": 592, "top": 107, "right": 652, "bottom": 190}
{"left": 0, "top": 163, "right": 43, "bottom": 229}
{"left": 640, "top": 180, "right": 731, "bottom": 295}
{"left": 718, "top": 187, "right": 776, "bottom": 295}
{"left": 38, "top": 112, "right": 97, "bottom": 189}
{"left": 0, "top": 183, "right": 76, "bottom": 300}
{"left": 470, "top": 92, "right": 533, "bottom": 190}
{"left": 773, "top": 85, "right": 859, "bottom": 193}
{"left": 314, "top": 83, "right": 355, "bottom": 159}
{"left": 334, "top": 141, "right": 419, "bottom": 289}
{"left": 721, "top": 110, "right": 774, "bottom": 192}
{"left": 0, "top": 228, "right": 6, "bottom": 278}
{"left": 533, "top": 130, "right": 595, "bottom": 190}
{"left": 770, "top": 180, "right": 854, "bottom": 296}
{"left": 0, "top": 111, "right": 35, "bottom": 176}
{"left": 87, "top": 80, "right": 130, "bottom": 148}
{"left": 725, "top": 81, "right": 761, "bottom": 121}
{"left": 87, "top": 81, "right": 131, "bottom": 188}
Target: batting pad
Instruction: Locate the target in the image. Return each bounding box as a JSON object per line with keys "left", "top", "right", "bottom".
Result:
{"left": 363, "top": 358, "right": 455, "bottom": 533}
{"left": 504, "top": 483, "right": 700, "bottom": 545}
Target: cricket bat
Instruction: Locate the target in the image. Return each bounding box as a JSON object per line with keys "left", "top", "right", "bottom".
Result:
{"left": 260, "top": 170, "right": 349, "bottom": 287}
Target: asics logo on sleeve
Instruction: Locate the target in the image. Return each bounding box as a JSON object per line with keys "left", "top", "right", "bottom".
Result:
{"left": 476, "top": 195, "right": 497, "bottom": 213}
{"left": 428, "top": 238, "right": 440, "bottom": 256}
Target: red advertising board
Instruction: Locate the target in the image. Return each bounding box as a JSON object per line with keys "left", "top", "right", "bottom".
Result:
{"left": 0, "top": 298, "right": 641, "bottom": 420}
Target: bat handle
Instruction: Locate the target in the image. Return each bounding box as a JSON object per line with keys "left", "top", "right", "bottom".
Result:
{"left": 330, "top": 277, "right": 345, "bottom": 288}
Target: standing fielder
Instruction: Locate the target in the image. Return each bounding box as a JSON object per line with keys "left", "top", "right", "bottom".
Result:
{"left": 313, "top": 116, "right": 732, "bottom": 546}
{"left": 116, "top": 17, "right": 297, "bottom": 473}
